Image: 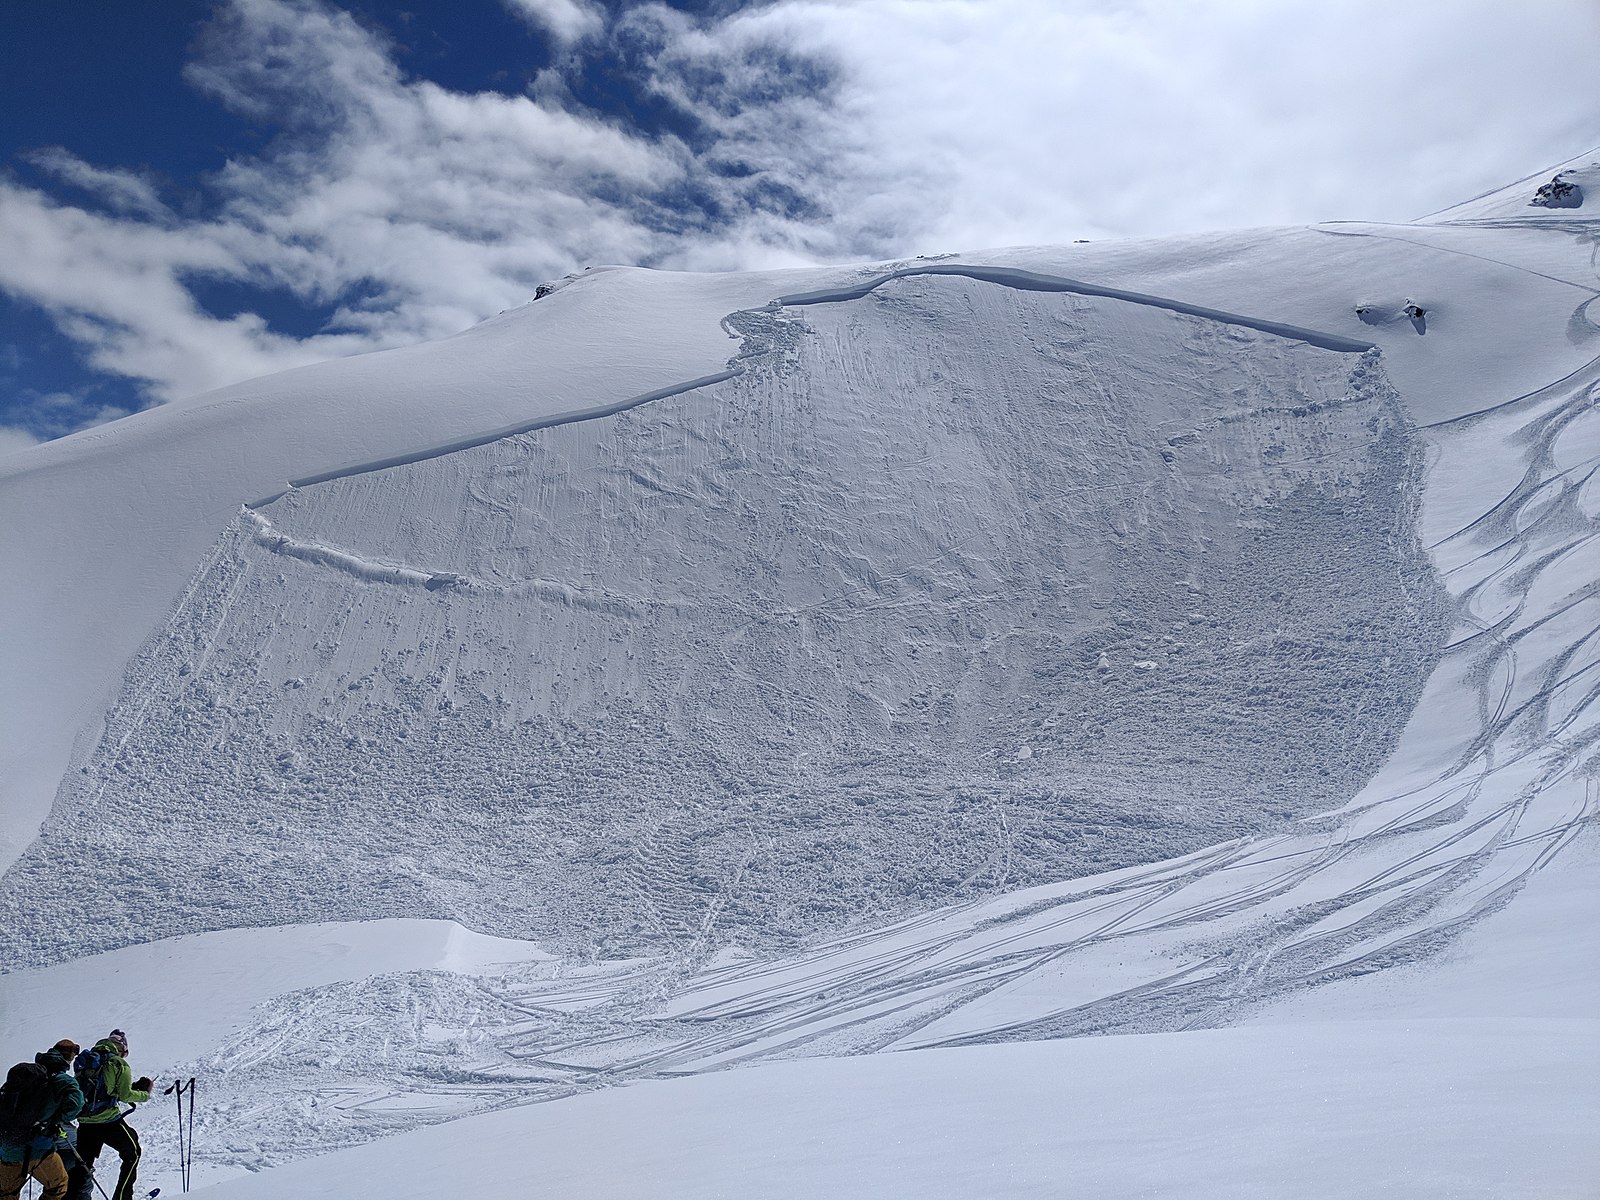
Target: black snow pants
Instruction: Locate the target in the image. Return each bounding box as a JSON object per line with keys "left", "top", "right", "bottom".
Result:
{"left": 67, "top": 1119, "right": 142, "bottom": 1200}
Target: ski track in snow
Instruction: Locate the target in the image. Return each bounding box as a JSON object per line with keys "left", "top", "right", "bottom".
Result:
{"left": 7, "top": 258, "right": 1600, "bottom": 1177}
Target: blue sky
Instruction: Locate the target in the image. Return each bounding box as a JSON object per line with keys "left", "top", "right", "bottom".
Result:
{"left": 2, "top": 0, "right": 1597, "bottom": 451}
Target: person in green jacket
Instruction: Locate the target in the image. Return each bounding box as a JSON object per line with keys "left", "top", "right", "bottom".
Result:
{"left": 0, "top": 1039, "right": 84, "bottom": 1200}
{"left": 66, "top": 1032, "right": 151, "bottom": 1200}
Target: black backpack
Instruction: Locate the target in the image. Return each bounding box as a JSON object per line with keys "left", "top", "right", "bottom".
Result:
{"left": 73, "top": 1049, "right": 114, "bottom": 1118}
{"left": 0, "top": 1062, "right": 51, "bottom": 1145}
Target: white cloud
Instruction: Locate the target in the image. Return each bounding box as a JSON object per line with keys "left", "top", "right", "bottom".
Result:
{"left": 679, "top": 0, "right": 1600, "bottom": 250}
{"left": 0, "top": 184, "right": 343, "bottom": 401}
{"left": 0, "top": 381, "right": 134, "bottom": 445}
{"left": 0, "top": 426, "right": 42, "bottom": 458}
{"left": 501, "top": 0, "right": 603, "bottom": 45}
{"left": 0, "top": 0, "right": 689, "bottom": 411}
{"left": 1, "top": 0, "right": 1597, "bottom": 433}
{"left": 23, "top": 148, "right": 169, "bottom": 219}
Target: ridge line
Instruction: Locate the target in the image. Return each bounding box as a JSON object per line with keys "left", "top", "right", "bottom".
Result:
{"left": 775, "top": 263, "right": 1378, "bottom": 354}
{"left": 250, "top": 262, "right": 1373, "bottom": 508}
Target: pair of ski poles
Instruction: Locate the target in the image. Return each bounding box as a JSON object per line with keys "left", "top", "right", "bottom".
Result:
{"left": 23, "top": 1078, "right": 195, "bottom": 1200}
{"left": 162, "top": 1078, "right": 197, "bottom": 1194}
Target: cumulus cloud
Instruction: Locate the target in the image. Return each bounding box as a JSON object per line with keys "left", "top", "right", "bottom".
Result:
{"left": 0, "top": 0, "right": 1597, "bottom": 439}
{"left": 0, "top": 381, "right": 133, "bottom": 447}
{"left": 184, "top": 0, "right": 685, "bottom": 338}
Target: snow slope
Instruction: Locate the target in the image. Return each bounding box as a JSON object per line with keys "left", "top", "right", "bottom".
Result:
{"left": 193, "top": 1018, "right": 1597, "bottom": 1200}
{"left": 6, "top": 192, "right": 1598, "bottom": 870}
{"left": 2, "top": 150, "right": 1598, "bottom": 1196}
{"left": 0, "top": 277, "right": 1448, "bottom": 967}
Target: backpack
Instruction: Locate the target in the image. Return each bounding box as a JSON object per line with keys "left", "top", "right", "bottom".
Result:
{"left": 74, "top": 1049, "right": 115, "bottom": 1118}
{"left": 0, "top": 1062, "right": 51, "bottom": 1145}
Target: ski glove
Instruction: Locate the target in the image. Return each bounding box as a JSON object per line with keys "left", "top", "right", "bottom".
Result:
{"left": 133, "top": 1077, "right": 153, "bottom": 1092}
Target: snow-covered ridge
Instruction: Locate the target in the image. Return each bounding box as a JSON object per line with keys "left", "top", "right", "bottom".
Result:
{"left": 1419, "top": 146, "right": 1600, "bottom": 223}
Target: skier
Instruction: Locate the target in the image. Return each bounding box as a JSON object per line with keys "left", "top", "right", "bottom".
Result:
{"left": 40, "top": 1041, "right": 85, "bottom": 1187}
{"left": 0, "top": 1039, "right": 85, "bottom": 1200}
{"left": 67, "top": 1032, "right": 151, "bottom": 1200}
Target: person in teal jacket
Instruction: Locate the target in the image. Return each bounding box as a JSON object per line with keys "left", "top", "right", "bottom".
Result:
{"left": 0, "top": 1039, "right": 84, "bottom": 1200}
{"left": 66, "top": 1032, "right": 151, "bottom": 1200}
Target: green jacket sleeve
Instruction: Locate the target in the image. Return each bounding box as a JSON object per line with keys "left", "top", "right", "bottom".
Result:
{"left": 106, "top": 1056, "right": 151, "bottom": 1106}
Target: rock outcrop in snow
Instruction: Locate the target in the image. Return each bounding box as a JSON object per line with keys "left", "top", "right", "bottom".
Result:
{"left": 1530, "top": 173, "right": 1583, "bottom": 208}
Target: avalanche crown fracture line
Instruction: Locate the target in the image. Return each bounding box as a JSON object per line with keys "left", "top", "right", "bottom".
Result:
{"left": 247, "top": 368, "right": 741, "bottom": 508}
{"left": 248, "top": 263, "right": 1376, "bottom": 508}
{"left": 775, "top": 263, "right": 1379, "bottom": 353}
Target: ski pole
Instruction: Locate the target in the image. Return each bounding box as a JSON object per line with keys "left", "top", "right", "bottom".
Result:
{"left": 163, "top": 1077, "right": 196, "bottom": 1192}
{"left": 184, "top": 1078, "right": 195, "bottom": 1192}
{"left": 163, "top": 1080, "right": 186, "bottom": 1192}
{"left": 61, "top": 1141, "right": 117, "bottom": 1200}
{"left": 163, "top": 1079, "right": 181, "bottom": 1192}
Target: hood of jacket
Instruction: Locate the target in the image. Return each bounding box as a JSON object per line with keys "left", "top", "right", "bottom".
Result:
{"left": 34, "top": 1048, "right": 72, "bottom": 1074}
